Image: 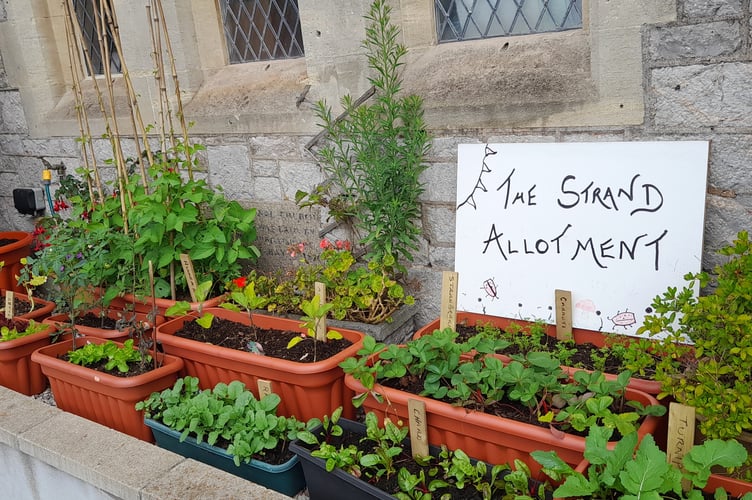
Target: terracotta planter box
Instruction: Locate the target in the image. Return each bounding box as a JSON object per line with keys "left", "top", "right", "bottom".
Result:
{"left": 0, "top": 231, "right": 32, "bottom": 293}
{"left": 0, "top": 323, "right": 57, "bottom": 395}
{"left": 145, "top": 418, "right": 305, "bottom": 497}
{"left": 343, "top": 372, "right": 663, "bottom": 480}
{"left": 109, "top": 291, "right": 226, "bottom": 318}
{"left": 414, "top": 311, "right": 662, "bottom": 395}
{"left": 156, "top": 307, "right": 366, "bottom": 422}
{"left": 1, "top": 291, "right": 55, "bottom": 321}
{"left": 31, "top": 336, "right": 183, "bottom": 441}
{"left": 43, "top": 309, "right": 164, "bottom": 343}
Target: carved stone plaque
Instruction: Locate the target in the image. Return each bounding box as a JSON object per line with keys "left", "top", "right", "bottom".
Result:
{"left": 253, "top": 202, "right": 321, "bottom": 272}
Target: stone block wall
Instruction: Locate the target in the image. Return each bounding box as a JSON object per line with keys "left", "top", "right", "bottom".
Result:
{"left": 1, "top": 1, "right": 751, "bottom": 328}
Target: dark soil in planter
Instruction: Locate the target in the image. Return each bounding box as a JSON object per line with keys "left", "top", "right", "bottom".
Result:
{"left": 455, "top": 324, "right": 659, "bottom": 379}
{"left": 379, "top": 372, "right": 642, "bottom": 440}
{"left": 2, "top": 296, "right": 34, "bottom": 316}
{"left": 74, "top": 313, "right": 121, "bottom": 330}
{"left": 174, "top": 316, "right": 353, "bottom": 363}
{"left": 298, "top": 427, "right": 549, "bottom": 498}
{"left": 0, "top": 238, "right": 19, "bottom": 246}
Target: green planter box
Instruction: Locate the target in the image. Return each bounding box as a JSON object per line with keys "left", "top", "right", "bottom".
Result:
{"left": 145, "top": 418, "right": 305, "bottom": 497}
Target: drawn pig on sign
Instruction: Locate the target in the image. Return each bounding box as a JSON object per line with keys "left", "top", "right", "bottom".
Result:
{"left": 608, "top": 310, "right": 636, "bottom": 330}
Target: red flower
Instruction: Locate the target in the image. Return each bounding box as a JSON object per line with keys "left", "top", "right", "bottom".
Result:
{"left": 232, "top": 277, "right": 247, "bottom": 288}
{"left": 320, "top": 239, "right": 331, "bottom": 250}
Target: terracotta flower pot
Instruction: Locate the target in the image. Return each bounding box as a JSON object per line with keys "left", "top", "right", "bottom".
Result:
{"left": 0, "top": 323, "right": 57, "bottom": 395}
{"left": 156, "top": 307, "right": 366, "bottom": 422}
{"left": 705, "top": 473, "right": 752, "bottom": 497}
{"left": 31, "top": 336, "right": 183, "bottom": 441}
{"left": 1, "top": 291, "right": 55, "bottom": 321}
{"left": 43, "top": 309, "right": 164, "bottom": 343}
{"left": 110, "top": 291, "right": 226, "bottom": 318}
{"left": 414, "top": 311, "right": 662, "bottom": 395}
{"left": 343, "top": 371, "right": 663, "bottom": 480}
{"left": 0, "top": 231, "right": 32, "bottom": 293}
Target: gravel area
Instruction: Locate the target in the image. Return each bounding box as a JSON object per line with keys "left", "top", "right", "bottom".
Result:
{"left": 32, "top": 387, "right": 56, "bottom": 406}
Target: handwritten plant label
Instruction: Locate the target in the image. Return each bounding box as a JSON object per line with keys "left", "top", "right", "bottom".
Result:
{"left": 455, "top": 142, "right": 709, "bottom": 335}
{"left": 4, "top": 291, "right": 14, "bottom": 318}
{"left": 555, "top": 289, "right": 572, "bottom": 341}
{"left": 179, "top": 254, "right": 198, "bottom": 303}
{"left": 257, "top": 379, "right": 273, "bottom": 399}
{"left": 440, "top": 271, "right": 459, "bottom": 331}
{"left": 407, "top": 398, "right": 429, "bottom": 458}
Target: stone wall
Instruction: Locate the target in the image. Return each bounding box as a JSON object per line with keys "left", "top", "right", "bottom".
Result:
{"left": 1, "top": 1, "right": 751, "bottom": 328}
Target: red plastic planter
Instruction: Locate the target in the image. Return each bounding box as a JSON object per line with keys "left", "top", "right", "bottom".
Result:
{"left": 43, "top": 309, "right": 164, "bottom": 343}
{"left": 0, "top": 323, "right": 57, "bottom": 395}
{"left": 31, "top": 336, "right": 183, "bottom": 442}
{"left": 156, "top": 308, "right": 365, "bottom": 422}
{"left": 0, "top": 231, "right": 32, "bottom": 293}
{"left": 414, "top": 311, "right": 663, "bottom": 395}
{"left": 1, "top": 291, "right": 55, "bottom": 321}
{"left": 344, "top": 370, "right": 663, "bottom": 481}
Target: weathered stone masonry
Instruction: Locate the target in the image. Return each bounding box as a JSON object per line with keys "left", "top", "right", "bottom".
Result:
{"left": 1, "top": 1, "right": 751, "bottom": 328}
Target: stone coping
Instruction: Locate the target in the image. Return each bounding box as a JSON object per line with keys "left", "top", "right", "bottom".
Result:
{"left": 0, "top": 386, "right": 290, "bottom": 500}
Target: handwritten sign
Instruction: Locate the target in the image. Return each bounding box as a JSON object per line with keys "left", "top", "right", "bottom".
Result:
{"left": 455, "top": 142, "right": 708, "bottom": 334}
{"left": 257, "top": 379, "right": 273, "bottom": 399}
{"left": 4, "top": 291, "right": 14, "bottom": 318}
{"left": 314, "top": 282, "right": 327, "bottom": 341}
{"left": 555, "top": 289, "right": 572, "bottom": 340}
{"left": 439, "top": 271, "right": 459, "bottom": 331}
{"left": 407, "top": 398, "right": 429, "bottom": 458}
{"left": 179, "top": 254, "right": 198, "bottom": 302}
{"left": 667, "top": 402, "right": 696, "bottom": 491}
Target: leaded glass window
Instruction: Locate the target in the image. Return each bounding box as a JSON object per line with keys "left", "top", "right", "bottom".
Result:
{"left": 436, "top": 0, "right": 583, "bottom": 42}
{"left": 220, "top": 0, "right": 304, "bottom": 63}
{"left": 71, "top": 0, "right": 121, "bottom": 75}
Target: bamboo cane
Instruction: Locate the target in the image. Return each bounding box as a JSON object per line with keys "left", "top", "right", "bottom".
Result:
{"left": 100, "top": 0, "right": 154, "bottom": 188}
{"left": 146, "top": 4, "right": 168, "bottom": 153}
{"left": 153, "top": 0, "right": 193, "bottom": 179}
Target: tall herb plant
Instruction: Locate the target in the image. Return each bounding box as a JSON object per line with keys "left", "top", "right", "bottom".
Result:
{"left": 296, "top": 0, "right": 431, "bottom": 270}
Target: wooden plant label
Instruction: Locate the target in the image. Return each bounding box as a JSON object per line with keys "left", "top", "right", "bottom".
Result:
{"left": 666, "top": 402, "right": 696, "bottom": 491}
{"left": 439, "top": 271, "right": 459, "bottom": 331}
{"left": 555, "top": 289, "right": 573, "bottom": 341}
{"left": 257, "top": 379, "right": 273, "bottom": 399}
{"left": 4, "top": 291, "right": 14, "bottom": 318}
{"left": 314, "top": 281, "right": 327, "bottom": 341}
{"left": 179, "top": 253, "right": 199, "bottom": 302}
{"left": 407, "top": 398, "right": 429, "bottom": 458}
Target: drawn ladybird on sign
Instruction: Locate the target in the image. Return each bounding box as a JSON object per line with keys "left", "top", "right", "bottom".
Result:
{"left": 608, "top": 309, "right": 636, "bottom": 329}
{"left": 481, "top": 278, "right": 499, "bottom": 300}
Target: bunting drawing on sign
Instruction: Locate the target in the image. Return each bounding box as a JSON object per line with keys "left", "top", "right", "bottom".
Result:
{"left": 457, "top": 144, "right": 497, "bottom": 210}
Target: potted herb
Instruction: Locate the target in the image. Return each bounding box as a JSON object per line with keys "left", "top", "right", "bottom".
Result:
{"left": 137, "top": 376, "right": 307, "bottom": 497}
{"left": 532, "top": 425, "right": 752, "bottom": 499}
{"left": 31, "top": 336, "right": 183, "bottom": 441}
{"left": 295, "top": 0, "right": 429, "bottom": 332}
{"left": 156, "top": 289, "right": 366, "bottom": 422}
{"left": 241, "top": 238, "right": 416, "bottom": 343}
{"left": 290, "top": 407, "right": 554, "bottom": 500}
{"left": 639, "top": 230, "right": 752, "bottom": 484}
{"left": 0, "top": 315, "right": 57, "bottom": 395}
{"left": 341, "top": 329, "right": 666, "bottom": 476}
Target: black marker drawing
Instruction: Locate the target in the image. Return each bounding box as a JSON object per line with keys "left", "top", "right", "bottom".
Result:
{"left": 457, "top": 144, "right": 497, "bottom": 210}
{"left": 480, "top": 277, "right": 499, "bottom": 300}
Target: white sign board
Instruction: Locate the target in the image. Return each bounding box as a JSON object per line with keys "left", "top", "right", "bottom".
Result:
{"left": 455, "top": 141, "right": 709, "bottom": 334}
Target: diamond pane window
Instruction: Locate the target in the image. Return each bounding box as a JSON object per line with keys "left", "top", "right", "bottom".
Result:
{"left": 436, "top": 0, "right": 582, "bottom": 42}
{"left": 220, "top": 0, "right": 305, "bottom": 63}
{"left": 71, "top": 0, "right": 121, "bottom": 75}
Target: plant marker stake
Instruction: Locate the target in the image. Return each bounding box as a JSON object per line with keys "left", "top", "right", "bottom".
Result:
{"left": 257, "top": 379, "right": 272, "bottom": 399}
{"left": 314, "top": 281, "right": 327, "bottom": 341}
{"left": 148, "top": 260, "right": 158, "bottom": 370}
{"left": 666, "top": 402, "right": 696, "bottom": 492}
{"left": 408, "top": 398, "right": 429, "bottom": 458}
{"left": 179, "top": 253, "right": 198, "bottom": 302}
{"left": 4, "top": 291, "right": 14, "bottom": 319}
{"left": 555, "top": 289, "right": 573, "bottom": 341}
{"left": 440, "top": 271, "right": 459, "bottom": 331}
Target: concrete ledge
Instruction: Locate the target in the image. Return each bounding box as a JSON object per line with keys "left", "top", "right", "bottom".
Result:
{"left": 0, "top": 386, "right": 290, "bottom": 500}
